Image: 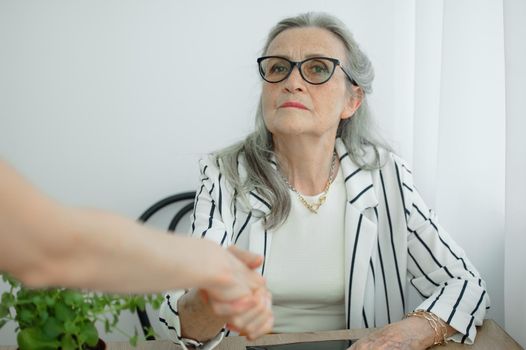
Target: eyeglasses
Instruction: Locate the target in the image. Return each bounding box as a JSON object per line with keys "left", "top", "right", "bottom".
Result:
{"left": 257, "top": 56, "right": 358, "bottom": 86}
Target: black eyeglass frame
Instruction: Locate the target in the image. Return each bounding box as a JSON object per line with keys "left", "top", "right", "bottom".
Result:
{"left": 257, "top": 56, "right": 358, "bottom": 86}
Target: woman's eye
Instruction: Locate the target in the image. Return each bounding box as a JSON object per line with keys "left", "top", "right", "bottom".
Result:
{"left": 311, "top": 64, "right": 329, "bottom": 74}
{"left": 270, "top": 65, "right": 288, "bottom": 74}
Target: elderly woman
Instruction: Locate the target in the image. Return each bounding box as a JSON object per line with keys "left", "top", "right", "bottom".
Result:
{"left": 160, "top": 12, "right": 489, "bottom": 350}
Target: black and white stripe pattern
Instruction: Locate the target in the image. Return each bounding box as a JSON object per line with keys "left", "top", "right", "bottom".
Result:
{"left": 160, "top": 139, "right": 489, "bottom": 348}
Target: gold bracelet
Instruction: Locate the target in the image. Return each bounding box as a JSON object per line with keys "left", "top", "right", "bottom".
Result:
{"left": 405, "top": 309, "right": 448, "bottom": 346}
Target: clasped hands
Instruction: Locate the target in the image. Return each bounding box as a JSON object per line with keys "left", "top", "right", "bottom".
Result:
{"left": 199, "top": 245, "right": 273, "bottom": 340}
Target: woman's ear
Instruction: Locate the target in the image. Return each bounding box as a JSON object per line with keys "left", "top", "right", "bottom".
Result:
{"left": 341, "top": 86, "right": 363, "bottom": 120}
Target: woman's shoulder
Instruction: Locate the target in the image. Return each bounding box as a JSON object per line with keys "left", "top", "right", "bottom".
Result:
{"left": 199, "top": 151, "right": 244, "bottom": 173}
{"left": 382, "top": 149, "right": 412, "bottom": 172}
{"left": 352, "top": 143, "right": 413, "bottom": 176}
{"left": 198, "top": 151, "right": 251, "bottom": 189}
{"left": 198, "top": 153, "right": 221, "bottom": 174}
{"left": 199, "top": 141, "right": 249, "bottom": 171}
{"left": 368, "top": 148, "right": 415, "bottom": 191}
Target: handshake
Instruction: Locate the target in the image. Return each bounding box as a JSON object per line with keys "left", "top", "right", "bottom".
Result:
{"left": 176, "top": 243, "right": 274, "bottom": 342}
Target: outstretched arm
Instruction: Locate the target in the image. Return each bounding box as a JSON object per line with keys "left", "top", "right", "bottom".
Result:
{"left": 0, "top": 160, "right": 264, "bottom": 295}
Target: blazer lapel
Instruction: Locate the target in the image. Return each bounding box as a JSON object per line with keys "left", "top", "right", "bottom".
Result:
{"left": 336, "top": 139, "right": 378, "bottom": 212}
{"left": 336, "top": 139, "right": 379, "bottom": 329}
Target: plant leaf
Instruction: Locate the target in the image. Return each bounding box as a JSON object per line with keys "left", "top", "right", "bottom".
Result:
{"left": 55, "top": 303, "right": 75, "bottom": 322}
{"left": 44, "top": 296, "right": 55, "bottom": 307}
{"left": 63, "top": 290, "right": 84, "bottom": 306}
{"left": 30, "top": 295, "right": 43, "bottom": 307}
{"left": 18, "top": 309, "right": 36, "bottom": 326}
{"left": 61, "top": 334, "right": 76, "bottom": 350}
{"left": 42, "top": 317, "right": 64, "bottom": 339}
{"left": 145, "top": 326, "right": 156, "bottom": 339}
{"left": 80, "top": 322, "right": 99, "bottom": 347}
{"left": 112, "top": 314, "right": 119, "bottom": 326}
{"left": 0, "top": 303, "right": 10, "bottom": 318}
{"left": 129, "top": 334, "right": 138, "bottom": 347}
{"left": 17, "top": 328, "right": 59, "bottom": 350}
{"left": 1, "top": 293, "right": 15, "bottom": 308}
{"left": 38, "top": 309, "right": 49, "bottom": 322}
{"left": 64, "top": 320, "right": 80, "bottom": 335}
{"left": 150, "top": 294, "right": 163, "bottom": 309}
{"left": 136, "top": 297, "right": 146, "bottom": 311}
{"left": 1, "top": 274, "right": 19, "bottom": 286}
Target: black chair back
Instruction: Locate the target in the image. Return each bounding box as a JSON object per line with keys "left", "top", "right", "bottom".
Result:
{"left": 136, "top": 191, "right": 196, "bottom": 340}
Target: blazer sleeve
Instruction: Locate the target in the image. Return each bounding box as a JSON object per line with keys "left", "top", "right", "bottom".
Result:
{"left": 394, "top": 155, "right": 490, "bottom": 345}
{"left": 159, "top": 155, "right": 229, "bottom": 350}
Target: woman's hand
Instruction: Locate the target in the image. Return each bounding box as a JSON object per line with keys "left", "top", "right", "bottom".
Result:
{"left": 178, "top": 244, "right": 273, "bottom": 342}
{"left": 348, "top": 317, "right": 436, "bottom": 350}
{"left": 201, "top": 245, "right": 266, "bottom": 302}
{"left": 202, "top": 245, "right": 273, "bottom": 340}
{"left": 215, "top": 286, "right": 273, "bottom": 340}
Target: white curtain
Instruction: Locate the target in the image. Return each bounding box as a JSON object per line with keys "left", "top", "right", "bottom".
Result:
{"left": 503, "top": 0, "right": 526, "bottom": 347}
{"left": 394, "top": 0, "right": 525, "bottom": 346}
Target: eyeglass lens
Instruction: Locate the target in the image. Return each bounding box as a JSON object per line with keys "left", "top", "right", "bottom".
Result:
{"left": 259, "top": 57, "right": 336, "bottom": 84}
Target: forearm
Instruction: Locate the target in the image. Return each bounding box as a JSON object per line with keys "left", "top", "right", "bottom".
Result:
{"left": 21, "top": 207, "right": 223, "bottom": 293}
{"left": 178, "top": 289, "right": 227, "bottom": 341}
{"left": 0, "top": 159, "right": 220, "bottom": 292}
{"left": 0, "top": 161, "right": 262, "bottom": 295}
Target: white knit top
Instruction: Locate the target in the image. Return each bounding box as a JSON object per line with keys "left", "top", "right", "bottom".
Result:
{"left": 266, "top": 166, "right": 347, "bottom": 332}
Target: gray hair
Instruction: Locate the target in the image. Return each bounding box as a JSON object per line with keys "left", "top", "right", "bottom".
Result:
{"left": 216, "top": 12, "right": 388, "bottom": 230}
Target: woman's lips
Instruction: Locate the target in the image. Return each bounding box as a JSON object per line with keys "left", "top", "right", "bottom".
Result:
{"left": 279, "top": 101, "right": 308, "bottom": 110}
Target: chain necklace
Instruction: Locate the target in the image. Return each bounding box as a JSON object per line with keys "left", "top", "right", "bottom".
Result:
{"left": 279, "top": 151, "right": 337, "bottom": 214}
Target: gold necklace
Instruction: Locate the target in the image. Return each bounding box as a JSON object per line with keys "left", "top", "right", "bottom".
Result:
{"left": 280, "top": 152, "right": 337, "bottom": 214}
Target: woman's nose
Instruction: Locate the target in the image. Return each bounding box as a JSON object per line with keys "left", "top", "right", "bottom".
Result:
{"left": 283, "top": 65, "right": 306, "bottom": 92}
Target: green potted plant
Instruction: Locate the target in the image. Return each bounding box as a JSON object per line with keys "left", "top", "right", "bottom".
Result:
{"left": 0, "top": 275, "right": 163, "bottom": 350}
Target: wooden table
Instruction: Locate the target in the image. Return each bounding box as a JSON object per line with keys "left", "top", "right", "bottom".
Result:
{"left": 0, "top": 320, "right": 522, "bottom": 350}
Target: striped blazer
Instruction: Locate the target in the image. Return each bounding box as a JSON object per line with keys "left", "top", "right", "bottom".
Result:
{"left": 159, "top": 138, "right": 489, "bottom": 349}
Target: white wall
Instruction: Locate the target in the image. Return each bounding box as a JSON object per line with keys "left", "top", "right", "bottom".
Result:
{"left": 0, "top": 0, "right": 513, "bottom": 345}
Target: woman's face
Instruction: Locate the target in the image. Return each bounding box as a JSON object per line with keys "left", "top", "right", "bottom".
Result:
{"left": 261, "top": 27, "right": 361, "bottom": 141}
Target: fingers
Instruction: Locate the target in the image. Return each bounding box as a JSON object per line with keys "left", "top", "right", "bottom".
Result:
{"left": 227, "top": 245, "right": 265, "bottom": 291}
{"left": 242, "top": 311, "right": 274, "bottom": 340}
{"left": 227, "top": 291, "right": 267, "bottom": 326}
{"left": 225, "top": 289, "right": 273, "bottom": 340}
{"left": 228, "top": 245, "right": 264, "bottom": 269}
{"left": 208, "top": 293, "right": 257, "bottom": 316}
{"left": 205, "top": 247, "right": 265, "bottom": 302}
{"left": 248, "top": 315, "right": 274, "bottom": 340}
{"left": 203, "top": 244, "right": 273, "bottom": 341}
{"left": 244, "top": 267, "right": 266, "bottom": 291}
{"left": 207, "top": 270, "right": 264, "bottom": 302}
{"left": 207, "top": 286, "right": 273, "bottom": 341}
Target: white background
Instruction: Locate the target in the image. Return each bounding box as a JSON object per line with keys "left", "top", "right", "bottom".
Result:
{"left": 1, "top": 0, "right": 524, "bottom": 347}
